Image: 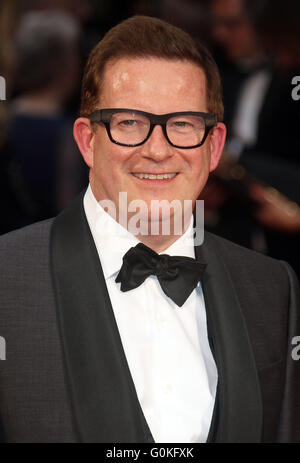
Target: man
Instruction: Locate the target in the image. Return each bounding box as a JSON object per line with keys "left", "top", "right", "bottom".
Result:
{"left": 208, "top": 0, "right": 300, "bottom": 277}
{"left": 0, "top": 16, "right": 299, "bottom": 443}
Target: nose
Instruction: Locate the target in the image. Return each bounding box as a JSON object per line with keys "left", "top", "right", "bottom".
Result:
{"left": 141, "top": 124, "right": 174, "bottom": 161}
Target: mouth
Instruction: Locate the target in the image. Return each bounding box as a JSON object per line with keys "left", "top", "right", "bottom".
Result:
{"left": 132, "top": 172, "right": 178, "bottom": 181}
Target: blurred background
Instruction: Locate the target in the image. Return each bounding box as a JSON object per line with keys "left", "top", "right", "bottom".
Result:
{"left": 0, "top": 0, "right": 299, "bottom": 276}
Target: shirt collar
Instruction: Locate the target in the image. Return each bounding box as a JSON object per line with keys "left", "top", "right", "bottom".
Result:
{"left": 83, "top": 185, "right": 195, "bottom": 280}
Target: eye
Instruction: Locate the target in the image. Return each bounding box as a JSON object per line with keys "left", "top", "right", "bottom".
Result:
{"left": 116, "top": 117, "right": 149, "bottom": 132}
{"left": 111, "top": 111, "right": 150, "bottom": 131}
{"left": 168, "top": 115, "right": 205, "bottom": 132}
{"left": 170, "top": 119, "right": 195, "bottom": 131}
{"left": 119, "top": 119, "right": 138, "bottom": 127}
{"left": 173, "top": 120, "right": 192, "bottom": 128}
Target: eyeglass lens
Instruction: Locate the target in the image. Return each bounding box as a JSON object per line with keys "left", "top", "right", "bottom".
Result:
{"left": 109, "top": 111, "right": 206, "bottom": 147}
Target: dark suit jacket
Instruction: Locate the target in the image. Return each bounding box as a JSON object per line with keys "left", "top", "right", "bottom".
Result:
{"left": 0, "top": 192, "right": 299, "bottom": 443}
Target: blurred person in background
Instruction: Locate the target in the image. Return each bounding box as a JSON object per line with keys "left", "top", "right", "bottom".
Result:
{"left": 247, "top": 0, "right": 300, "bottom": 270}
{"left": 0, "top": 0, "right": 30, "bottom": 234}
{"left": 209, "top": 0, "right": 300, "bottom": 166}
{"left": 7, "top": 9, "right": 87, "bottom": 228}
{"left": 210, "top": 0, "right": 269, "bottom": 136}
{"left": 202, "top": 0, "right": 300, "bottom": 276}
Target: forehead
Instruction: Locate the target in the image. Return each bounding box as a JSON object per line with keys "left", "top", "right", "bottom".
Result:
{"left": 99, "top": 57, "right": 207, "bottom": 113}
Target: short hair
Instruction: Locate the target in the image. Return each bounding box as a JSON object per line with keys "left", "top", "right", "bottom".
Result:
{"left": 14, "top": 10, "right": 79, "bottom": 92}
{"left": 80, "top": 15, "right": 224, "bottom": 121}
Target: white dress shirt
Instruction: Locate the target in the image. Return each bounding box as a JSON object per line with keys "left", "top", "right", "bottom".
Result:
{"left": 232, "top": 69, "right": 272, "bottom": 150}
{"left": 83, "top": 185, "right": 217, "bottom": 443}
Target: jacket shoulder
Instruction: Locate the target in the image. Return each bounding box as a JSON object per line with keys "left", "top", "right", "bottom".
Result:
{"left": 205, "top": 230, "right": 288, "bottom": 270}
{"left": 0, "top": 219, "right": 54, "bottom": 259}
{"left": 203, "top": 230, "right": 299, "bottom": 293}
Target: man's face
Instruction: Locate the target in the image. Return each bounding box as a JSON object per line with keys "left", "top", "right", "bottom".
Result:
{"left": 79, "top": 57, "right": 225, "bottom": 223}
{"left": 211, "top": 0, "right": 259, "bottom": 63}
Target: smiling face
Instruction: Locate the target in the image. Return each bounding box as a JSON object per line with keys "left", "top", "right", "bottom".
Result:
{"left": 74, "top": 57, "right": 226, "bottom": 233}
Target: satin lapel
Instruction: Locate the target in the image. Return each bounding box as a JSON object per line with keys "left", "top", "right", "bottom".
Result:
{"left": 195, "top": 233, "right": 263, "bottom": 443}
{"left": 50, "top": 192, "right": 154, "bottom": 443}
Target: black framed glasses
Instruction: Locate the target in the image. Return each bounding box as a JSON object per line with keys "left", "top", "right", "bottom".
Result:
{"left": 89, "top": 108, "right": 217, "bottom": 149}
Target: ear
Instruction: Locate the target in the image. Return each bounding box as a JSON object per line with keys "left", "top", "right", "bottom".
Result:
{"left": 209, "top": 122, "right": 227, "bottom": 172}
{"left": 73, "top": 117, "right": 95, "bottom": 168}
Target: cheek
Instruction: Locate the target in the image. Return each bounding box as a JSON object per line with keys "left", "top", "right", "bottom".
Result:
{"left": 184, "top": 147, "right": 211, "bottom": 177}
{"left": 189, "top": 153, "right": 211, "bottom": 194}
{"left": 93, "top": 141, "right": 134, "bottom": 184}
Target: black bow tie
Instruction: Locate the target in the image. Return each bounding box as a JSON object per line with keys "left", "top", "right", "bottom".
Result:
{"left": 115, "top": 243, "right": 206, "bottom": 307}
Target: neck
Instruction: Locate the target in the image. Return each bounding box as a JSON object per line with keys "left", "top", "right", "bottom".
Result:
{"left": 89, "top": 182, "right": 193, "bottom": 253}
{"left": 136, "top": 225, "right": 188, "bottom": 253}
